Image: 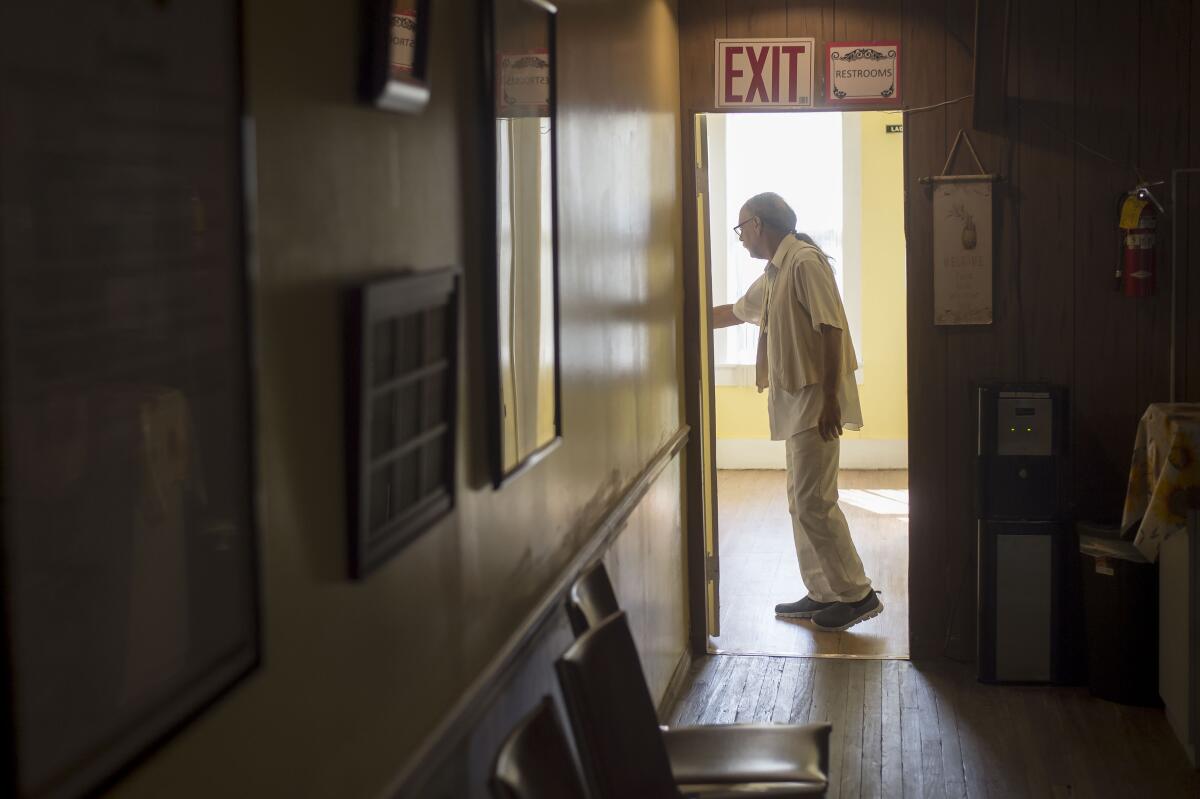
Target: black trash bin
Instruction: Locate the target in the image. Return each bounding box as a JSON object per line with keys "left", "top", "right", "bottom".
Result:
{"left": 1078, "top": 521, "right": 1160, "bottom": 706}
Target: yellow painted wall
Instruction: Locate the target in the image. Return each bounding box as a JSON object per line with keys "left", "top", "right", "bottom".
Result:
{"left": 103, "top": 1, "right": 686, "bottom": 797}
{"left": 715, "top": 111, "right": 907, "bottom": 443}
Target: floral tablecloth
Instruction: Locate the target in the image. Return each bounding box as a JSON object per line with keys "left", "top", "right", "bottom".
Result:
{"left": 1122, "top": 403, "right": 1200, "bottom": 561}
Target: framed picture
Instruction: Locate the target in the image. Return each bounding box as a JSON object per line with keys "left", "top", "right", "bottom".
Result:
{"left": 496, "top": 49, "right": 551, "bottom": 117}
{"left": 343, "top": 269, "right": 459, "bottom": 578}
{"left": 826, "top": 41, "right": 901, "bottom": 105}
{"left": 0, "top": 2, "right": 260, "bottom": 797}
{"left": 481, "top": 0, "right": 563, "bottom": 487}
{"left": 361, "top": 0, "right": 433, "bottom": 113}
{"left": 933, "top": 180, "right": 994, "bottom": 325}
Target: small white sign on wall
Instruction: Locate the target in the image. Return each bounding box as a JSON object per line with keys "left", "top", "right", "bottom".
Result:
{"left": 934, "top": 181, "right": 993, "bottom": 325}
{"left": 714, "top": 38, "right": 815, "bottom": 109}
{"left": 826, "top": 42, "right": 900, "bottom": 104}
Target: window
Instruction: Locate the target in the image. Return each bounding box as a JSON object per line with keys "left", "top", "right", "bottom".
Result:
{"left": 707, "top": 112, "right": 863, "bottom": 386}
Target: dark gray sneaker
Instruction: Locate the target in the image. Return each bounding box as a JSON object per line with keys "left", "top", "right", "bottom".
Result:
{"left": 774, "top": 596, "right": 837, "bottom": 619}
{"left": 811, "top": 591, "right": 884, "bottom": 632}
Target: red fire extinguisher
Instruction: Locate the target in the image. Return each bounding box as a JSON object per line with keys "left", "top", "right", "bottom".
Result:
{"left": 1116, "top": 186, "right": 1163, "bottom": 297}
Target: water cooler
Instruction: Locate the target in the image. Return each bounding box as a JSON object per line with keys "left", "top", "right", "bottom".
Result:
{"left": 976, "top": 384, "right": 1071, "bottom": 683}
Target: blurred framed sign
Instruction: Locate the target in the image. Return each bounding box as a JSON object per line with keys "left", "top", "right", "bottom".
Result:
{"left": 361, "top": 0, "right": 432, "bottom": 112}
{"left": 497, "top": 50, "right": 551, "bottom": 117}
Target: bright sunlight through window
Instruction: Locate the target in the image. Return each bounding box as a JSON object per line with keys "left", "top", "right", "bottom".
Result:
{"left": 707, "top": 112, "right": 863, "bottom": 385}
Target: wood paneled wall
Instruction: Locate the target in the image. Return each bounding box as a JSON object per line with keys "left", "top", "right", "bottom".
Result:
{"left": 679, "top": 0, "right": 1200, "bottom": 659}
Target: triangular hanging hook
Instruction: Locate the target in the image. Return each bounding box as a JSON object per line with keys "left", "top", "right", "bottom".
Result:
{"left": 941, "top": 130, "right": 987, "bottom": 176}
{"left": 919, "top": 129, "right": 1000, "bottom": 184}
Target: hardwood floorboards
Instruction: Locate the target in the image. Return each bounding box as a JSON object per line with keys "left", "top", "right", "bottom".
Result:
{"left": 715, "top": 469, "right": 909, "bottom": 657}
{"left": 668, "top": 655, "right": 1200, "bottom": 799}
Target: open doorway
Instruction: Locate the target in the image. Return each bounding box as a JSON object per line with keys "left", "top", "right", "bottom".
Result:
{"left": 698, "top": 111, "right": 909, "bottom": 658}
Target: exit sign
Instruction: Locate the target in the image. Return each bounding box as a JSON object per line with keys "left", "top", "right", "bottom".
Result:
{"left": 715, "top": 38, "right": 815, "bottom": 109}
{"left": 886, "top": 124, "right": 904, "bottom": 133}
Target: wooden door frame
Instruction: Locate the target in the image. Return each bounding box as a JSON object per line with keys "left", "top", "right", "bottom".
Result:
{"left": 683, "top": 109, "right": 717, "bottom": 656}
{"left": 680, "top": 107, "right": 915, "bottom": 658}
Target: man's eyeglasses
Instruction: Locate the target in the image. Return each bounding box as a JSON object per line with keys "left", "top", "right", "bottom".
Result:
{"left": 733, "top": 216, "right": 757, "bottom": 237}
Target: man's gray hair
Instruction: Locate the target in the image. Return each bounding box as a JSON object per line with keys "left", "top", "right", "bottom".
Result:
{"left": 744, "top": 192, "right": 797, "bottom": 234}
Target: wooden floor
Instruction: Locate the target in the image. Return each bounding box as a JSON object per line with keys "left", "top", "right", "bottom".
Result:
{"left": 716, "top": 469, "right": 909, "bottom": 657}
{"left": 668, "top": 655, "right": 1200, "bottom": 799}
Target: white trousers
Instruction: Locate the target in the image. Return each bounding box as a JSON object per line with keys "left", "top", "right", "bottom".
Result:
{"left": 785, "top": 428, "right": 872, "bottom": 604}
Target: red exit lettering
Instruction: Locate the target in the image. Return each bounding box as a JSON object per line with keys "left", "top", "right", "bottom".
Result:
{"left": 782, "top": 45, "right": 805, "bottom": 103}
{"left": 718, "top": 40, "right": 811, "bottom": 107}
{"left": 724, "top": 46, "right": 743, "bottom": 103}
{"left": 746, "top": 46, "right": 769, "bottom": 102}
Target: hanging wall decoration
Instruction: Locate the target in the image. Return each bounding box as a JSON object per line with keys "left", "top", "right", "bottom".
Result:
{"left": 826, "top": 41, "right": 900, "bottom": 105}
{"left": 483, "top": 0, "right": 563, "bottom": 487}
{"left": 1, "top": 3, "right": 260, "bottom": 797}
{"left": 921, "top": 130, "right": 1000, "bottom": 325}
{"left": 343, "top": 268, "right": 459, "bottom": 578}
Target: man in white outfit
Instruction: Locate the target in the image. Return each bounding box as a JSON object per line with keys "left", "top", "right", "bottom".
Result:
{"left": 712, "top": 192, "right": 882, "bottom": 632}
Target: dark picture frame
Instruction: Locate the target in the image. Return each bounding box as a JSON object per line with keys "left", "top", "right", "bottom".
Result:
{"left": 361, "top": 0, "right": 433, "bottom": 113}
{"left": 343, "top": 269, "right": 459, "bottom": 578}
{"left": 0, "top": 2, "right": 260, "bottom": 797}
{"left": 480, "top": 0, "right": 564, "bottom": 488}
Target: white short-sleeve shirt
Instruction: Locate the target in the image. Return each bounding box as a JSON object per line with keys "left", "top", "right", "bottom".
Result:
{"left": 732, "top": 243, "right": 864, "bottom": 441}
